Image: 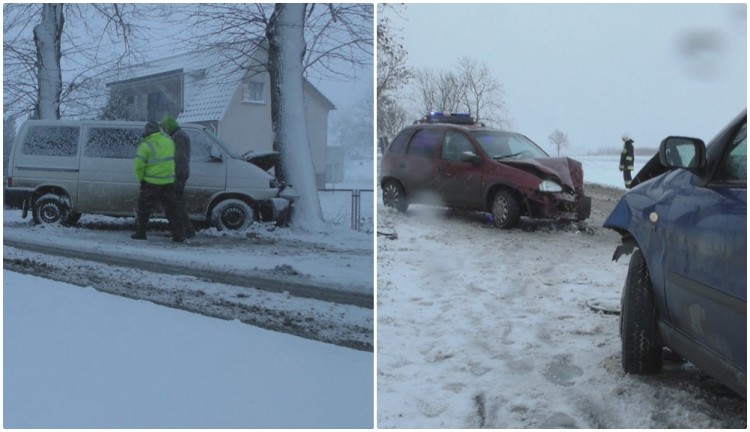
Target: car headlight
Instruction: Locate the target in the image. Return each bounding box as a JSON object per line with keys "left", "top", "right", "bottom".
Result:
{"left": 538, "top": 180, "right": 563, "bottom": 192}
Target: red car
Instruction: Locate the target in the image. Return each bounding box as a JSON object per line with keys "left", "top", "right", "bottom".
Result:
{"left": 380, "top": 113, "right": 591, "bottom": 228}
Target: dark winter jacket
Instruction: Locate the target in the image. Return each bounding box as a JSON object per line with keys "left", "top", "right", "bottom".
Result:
{"left": 620, "top": 139, "right": 634, "bottom": 171}
{"left": 171, "top": 127, "right": 191, "bottom": 181}
{"left": 160, "top": 116, "right": 191, "bottom": 181}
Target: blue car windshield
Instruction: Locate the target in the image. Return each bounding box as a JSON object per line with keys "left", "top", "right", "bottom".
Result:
{"left": 470, "top": 131, "right": 549, "bottom": 159}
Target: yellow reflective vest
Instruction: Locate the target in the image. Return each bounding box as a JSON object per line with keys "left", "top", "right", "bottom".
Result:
{"left": 134, "top": 132, "right": 176, "bottom": 185}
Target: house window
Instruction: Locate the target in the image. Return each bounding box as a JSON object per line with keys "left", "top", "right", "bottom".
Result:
{"left": 147, "top": 92, "right": 170, "bottom": 122}
{"left": 242, "top": 81, "right": 265, "bottom": 104}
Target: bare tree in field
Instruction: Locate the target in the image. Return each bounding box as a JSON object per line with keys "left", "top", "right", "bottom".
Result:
{"left": 457, "top": 57, "right": 507, "bottom": 128}
{"left": 548, "top": 129, "right": 570, "bottom": 156}
{"left": 410, "top": 57, "right": 508, "bottom": 127}
{"left": 411, "top": 69, "right": 464, "bottom": 115}
{"left": 377, "top": 97, "right": 410, "bottom": 144}
{"left": 377, "top": 6, "right": 411, "bottom": 140}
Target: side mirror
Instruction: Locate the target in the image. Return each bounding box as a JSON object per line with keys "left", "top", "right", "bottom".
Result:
{"left": 659, "top": 136, "right": 706, "bottom": 171}
{"left": 461, "top": 151, "right": 482, "bottom": 164}
{"left": 209, "top": 144, "right": 223, "bottom": 161}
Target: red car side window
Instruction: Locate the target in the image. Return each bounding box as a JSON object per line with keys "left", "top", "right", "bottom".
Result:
{"left": 406, "top": 129, "right": 441, "bottom": 159}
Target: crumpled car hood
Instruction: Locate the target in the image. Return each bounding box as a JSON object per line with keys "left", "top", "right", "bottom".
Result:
{"left": 241, "top": 150, "right": 280, "bottom": 172}
{"left": 501, "top": 157, "right": 583, "bottom": 189}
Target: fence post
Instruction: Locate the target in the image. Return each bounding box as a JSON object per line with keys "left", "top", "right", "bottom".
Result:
{"left": 351, "top": 189, "right": 361, "bottom": 231}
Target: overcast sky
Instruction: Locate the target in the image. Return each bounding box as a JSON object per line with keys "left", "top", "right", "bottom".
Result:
{"left": 382, "top": 3, "right": 746, "bottom": 154}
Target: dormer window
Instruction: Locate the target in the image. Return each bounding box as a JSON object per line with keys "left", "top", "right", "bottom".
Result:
{"left": 242, "top": 81, "right": 265, "bottom": 104}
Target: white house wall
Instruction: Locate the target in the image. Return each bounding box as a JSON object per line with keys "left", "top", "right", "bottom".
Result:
{"left": 218, "top": 75, "right": 274, "bottom": 155}
{"left": 217, "top": 74, "right": 331, "bottom": 189}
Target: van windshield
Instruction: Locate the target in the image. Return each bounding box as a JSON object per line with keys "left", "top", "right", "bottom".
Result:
{"left": 203, "top": 129, "right": 241, "bottom": 159}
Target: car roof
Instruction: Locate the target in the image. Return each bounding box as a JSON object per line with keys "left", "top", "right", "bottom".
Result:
{"left": 404, "top": 122, "right": 513, "bottom": 133}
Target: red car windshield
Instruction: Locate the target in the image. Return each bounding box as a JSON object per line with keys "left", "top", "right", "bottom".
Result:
{"left": 471, "top": 131, "right": 549, "bottom": 160}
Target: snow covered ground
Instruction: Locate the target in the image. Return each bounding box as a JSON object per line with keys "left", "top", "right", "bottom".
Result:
{"left": 3, "top": 165, "right": 375, "bottom": 428}
{"left": 376, "top": 154, "right": 746, "bottom": 428}
{"left": 576, "top": 154, "right": 649, "bottom": 189}
{"left": 4, "top": 154, "right": 746, "bottom": 428}
{"left": 4, "top": 272, "right": 372, "bottom": 429}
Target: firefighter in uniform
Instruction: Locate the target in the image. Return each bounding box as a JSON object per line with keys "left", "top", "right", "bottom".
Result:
{"left": 131, "top": 121, "right": 185, "bottom": 242}
{"left": 620, "top": 134, "right": 635, "bottom": 188}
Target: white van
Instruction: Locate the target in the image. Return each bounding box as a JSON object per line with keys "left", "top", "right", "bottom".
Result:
{"left": 4, "top": 120, "right": 297, "bottom": 230}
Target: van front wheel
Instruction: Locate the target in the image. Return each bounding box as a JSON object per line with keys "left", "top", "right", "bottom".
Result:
{"left": 32, "top": 194, "right": 70, "bottom": 225}
{"left": 212, "top": 199, "right": 255, "bottom": 231}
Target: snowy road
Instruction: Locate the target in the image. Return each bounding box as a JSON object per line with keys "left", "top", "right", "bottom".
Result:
{"left": 3, "top": 212, "right": 374, "bottom": 351}
{"left": 4, "top": 237, "right": 371, "bottom": 308}
{"left": 376, "top": 183, "right": 746, "bottom": 428}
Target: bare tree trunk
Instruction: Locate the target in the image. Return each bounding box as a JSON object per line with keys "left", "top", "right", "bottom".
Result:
{"left": 33, "top": 3, "right": 64, "bottom": 119}
{"left": 267, "top": 3, "right": 324, "bottom": 228}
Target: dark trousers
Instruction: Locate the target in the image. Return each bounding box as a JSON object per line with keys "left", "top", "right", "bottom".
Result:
{"left": 174, "top": 177, "right": 195, "bottom": 235}
{"left": 623, "top": 170, "right": 632, "bottom": 188}
{"left": 136, "top": 182, "right": 184, "bottom": 239}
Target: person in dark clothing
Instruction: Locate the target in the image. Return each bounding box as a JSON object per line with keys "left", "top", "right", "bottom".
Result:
{"left": 131, "top": 121, "right": 185, "bottom": 242}
{"left": 160, "top": 115, "right": 196, "bottom": 238}
{"left": 620, "top": 134, "right": 635, "bottom": 189}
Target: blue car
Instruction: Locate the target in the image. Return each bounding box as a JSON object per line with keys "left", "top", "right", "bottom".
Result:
{"left": 604, "top": 110, "right": 746, "bottom": 398}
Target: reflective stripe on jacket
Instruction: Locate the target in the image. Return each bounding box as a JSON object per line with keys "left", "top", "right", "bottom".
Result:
{"left": 134, "top": 132, "right": 176, "bottom": 185}
{"left": 619, "top": 140, "right": 635, "bottom": 171}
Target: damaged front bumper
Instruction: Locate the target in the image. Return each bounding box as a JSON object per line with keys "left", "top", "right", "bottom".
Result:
{"left": 525, "top": 190, "right": 592, "bottom": 222}
{"left": 258, "top": 185, "right": 298, "bottom": 226}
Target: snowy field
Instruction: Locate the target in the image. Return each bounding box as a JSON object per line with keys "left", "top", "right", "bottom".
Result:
{"left": 3, "top": 160, "right": 375, "bottom": 429}
{"left": 376, "top": 154, "right": 746, "bottom": 428}
{"left": 575, "top": 154, "right": 649, "bottom": 189}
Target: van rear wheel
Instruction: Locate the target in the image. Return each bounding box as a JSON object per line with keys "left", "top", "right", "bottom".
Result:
{"left": 32, "top": 194, "right": 70, "bottom": 225}
{"left": 211, "top": 199, "right": 255, "bottom": 231}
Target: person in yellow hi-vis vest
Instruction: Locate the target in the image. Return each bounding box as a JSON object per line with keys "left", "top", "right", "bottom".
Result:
{"left": 619, "top": 134, "right": 635, "bottom": 188}
{"left": 132, "top": 121, "right": 186, "bottom": 242}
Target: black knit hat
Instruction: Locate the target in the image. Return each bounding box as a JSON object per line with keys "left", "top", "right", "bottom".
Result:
{"left": 143, "top": 121, "right": 160, "bottom": 137}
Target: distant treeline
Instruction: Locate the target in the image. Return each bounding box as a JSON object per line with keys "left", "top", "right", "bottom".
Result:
{"left": 587, "top": 146, "right": 658, "bottom": 156}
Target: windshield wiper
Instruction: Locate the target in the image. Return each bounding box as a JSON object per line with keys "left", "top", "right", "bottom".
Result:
{"left": 494, "top": 152, "right": 525, "bottom": 160}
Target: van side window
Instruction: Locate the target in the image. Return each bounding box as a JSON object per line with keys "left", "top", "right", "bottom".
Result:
{"left": 182, "top": 129, "right": 213, "bottom": 161}
{"left": 21, "top": 126, "right": 79, "bottom": 157}
{"left": 84, "top": 127, "right": 142, "bottom": 159}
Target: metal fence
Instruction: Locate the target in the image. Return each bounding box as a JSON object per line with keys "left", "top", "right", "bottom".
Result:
{"left": 319, "top": 188, "right": 374, "bottom": 232}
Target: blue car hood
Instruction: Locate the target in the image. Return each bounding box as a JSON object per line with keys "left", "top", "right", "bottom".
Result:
{"left": 603, "top": 169, "right": 686, "bottom": 232}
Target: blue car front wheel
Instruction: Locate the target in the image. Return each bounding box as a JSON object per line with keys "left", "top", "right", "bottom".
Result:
{"left": 620, "top": 248, "right": 663, "bottom": 374}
